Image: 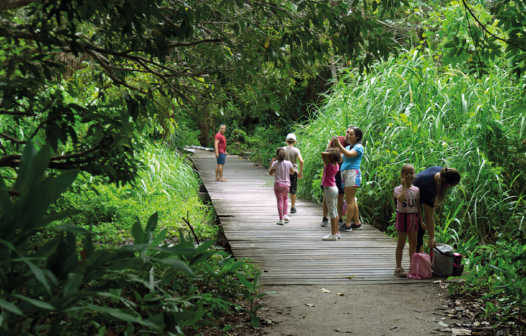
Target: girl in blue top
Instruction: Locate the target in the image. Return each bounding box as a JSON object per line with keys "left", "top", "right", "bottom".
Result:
{"left": 333, "top": 126, "right": 364, "bottom": 232}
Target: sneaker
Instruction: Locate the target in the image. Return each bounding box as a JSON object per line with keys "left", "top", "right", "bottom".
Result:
{"left": 338, "top": 219, "right": 345, "bottom": 229}
{"left": 283, "top": 215, "right": 290, "bottom": 222}
{"left": 277, "top": 220, "right": 284, "bottom": 225}
{"left": 351, "top": 223, "right": 362, "bottom": 230}
{"left": 342, "top": 224, "right": 352, "bottom": 232}
{"left": 290, "top": 207, "right": 297, "bottom": 214}
{"left": 335, "top": 232, "right": 341, "bottom": 239}
{"left": 320, "top": 217, "right": 329, "bottom": 227}
{"left": 394, "top": 267, "right": 407, "bottom": 277}
{"left": 322, "top": 234, "right": 338, "bottom": 241}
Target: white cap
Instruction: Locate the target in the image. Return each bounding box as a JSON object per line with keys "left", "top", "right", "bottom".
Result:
{"left": 286, "top": 133, "right": 296, "bottom": 141}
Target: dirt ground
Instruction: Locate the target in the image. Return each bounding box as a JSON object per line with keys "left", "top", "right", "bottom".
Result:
{"left": 257, "top": 283, "right": 451, "bottom": 336}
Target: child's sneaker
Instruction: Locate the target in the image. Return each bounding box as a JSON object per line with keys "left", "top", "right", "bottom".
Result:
{"left": 283, "top": 215, "right": 290, "bottom": 222}
{"left": 338, "top": 218, "right": 345, "bottom": 229}
{"left": 342, "top": 224, "right": 352, "bottom": 232}
{"left": 335, "top": 232, "right": 341, "bottom": 239}
{"left": 351, "top": 223, "right": 362, "bottom": 230}
{"left": 290, "top": 207, "right": 297, "bottom": 214}
{"left": 322, "top": 234, "right": 338, "bottom": 241}
{"left": 320, "top": 217, "right": 329, "bottom": 227}
{"left": 277, "top": 220, "right": 284, "bottom": 225}
{"left": 394, "top": 267, "right": 407, "bottom": 277}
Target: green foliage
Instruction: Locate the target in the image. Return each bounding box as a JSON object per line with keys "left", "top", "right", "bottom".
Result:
{"left": 448, "top": 241, "right": 526, "bottom": 323}
{"left": 0, "top": 143, "right": 262, "bottom": 335}
{"left": 293, "top": 51, "right": 526, "bottom": 247}
{"left": 52, "top": 141, "right": 214, "bottom": 245}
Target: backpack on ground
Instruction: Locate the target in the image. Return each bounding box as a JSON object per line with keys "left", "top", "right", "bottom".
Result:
{"left": 452, "top": 253, "right": 464, "bottom": 276}
{"left": 432, "top": 244, "right": 454, "bottom": 277}
{"left": 407, "top": 253, "right": 432, "bottom": 280}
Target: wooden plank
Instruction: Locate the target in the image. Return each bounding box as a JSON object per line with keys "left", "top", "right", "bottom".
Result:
{"left": 192, "top": 150, "right": 415, "bottom": 285}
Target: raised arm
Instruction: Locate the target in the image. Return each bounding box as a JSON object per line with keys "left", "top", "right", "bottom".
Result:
{"left": 334, "top": 140, "right": 359, "bottom": 158}
{"left": 321, "top": 152, "right": 331, "bottom": 166}
{"left": 395, "top": 180, "right": 407, "bottom": 202}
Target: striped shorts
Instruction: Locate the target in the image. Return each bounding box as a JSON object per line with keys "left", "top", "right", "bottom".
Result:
{"left": 395, "top": 212, "right": 419, "bottom": 233}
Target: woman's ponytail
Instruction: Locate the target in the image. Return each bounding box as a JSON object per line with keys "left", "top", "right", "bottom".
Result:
{"left": 435, "top": 167, "right": 461, "bottom": 205}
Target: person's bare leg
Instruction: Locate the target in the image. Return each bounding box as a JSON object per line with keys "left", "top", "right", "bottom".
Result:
{"left": 218, "top": 164, "right": 227, "bottom": 182}
{"left": 353, "top": 201, "right": 360, "bottom": 224}
{"left": 408, "top": 231, "right": 418, "bottom": 265}
{"left": 215, "top": 165, "right": 219, "bottom": 181}
{"left": 330, "top": 217, "right": 339, "bottom": 235}
{"left": 337, "top": 194, "right": 344, "bottom": 219}
{"left": 344, "top": 187, "right": 357, "bottom": 227}
{"left": 322, "top": 196, "right": 328, "bottom": 218}
{"left": 290, "top": 194, "right": 296, "bottom": 208}
{"left": 396, "top": 232, "right": 408, "bottom": 269}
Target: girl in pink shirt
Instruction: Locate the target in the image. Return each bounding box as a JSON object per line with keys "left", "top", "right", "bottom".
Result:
{"left": 269, "top": 148, "right": 294, "bottom": 225}
{"left": 393, "top": 164, "right": 425, "bottom": 277}
{"left": 321, "top": 148, "right": 343, "bottom": 241}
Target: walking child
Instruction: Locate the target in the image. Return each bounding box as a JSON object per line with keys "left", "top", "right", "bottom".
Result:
{"left": 394, "top": 164, "right": 425, "bottom": 277}
{"left": 269, "top": 148, "right": 294, "bottom": 225}
{"left": 283, "top": 134, "right": 304, "bottom": 214}
{"left": 321, "top": 147, "right": 343, "bottom": 241}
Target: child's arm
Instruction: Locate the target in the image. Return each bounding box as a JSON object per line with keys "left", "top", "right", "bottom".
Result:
{"left": 289, "top": 166, "right": 295, "bottom": 175}
{"left": 269, "top": 158, "right": 276, "bottom": 176}
{"left": 297, "top": 153, "right": 304, "bottom": 179}
{"left": 417, "top": 199, "right": 426, "bottom": 230}
{"left": 395, "top": 179, "right": 407, "bottom": 202}
{"left": 321, "top": 152, "right": 330, "bottom": 166}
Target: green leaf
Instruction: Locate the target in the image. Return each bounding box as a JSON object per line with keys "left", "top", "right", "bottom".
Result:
{"left": 131, "top": 219, "right": 145, "bottom": 244}
{"left": 145, "top": 212, "right": 158, "bottom": 236}
{"left": 54, "top": 223, "right": 92, "bottom": 235}
{"left": 251, "top": 313, "right": 260, "bottom": 328}
{"left": 148, "top": 246, "right": 197, "bottom": 256}
{"left": 0, "top": 299, "right": 24, "bottom": 316}
{"left": 37, "top": 210, "right": 82, "bottom": 229}
{"left": 254, "top": 270, "right": 261, "bottom": 288}
{"left": 63, "top": 272, "right": 84, "bottom": 296}
{"left": 153, "top": 258, "right": 194, "bottom": 276}
{"left": 189, "top": 251, "right": 216, "bottom": 266}
{"left": 236, "top": 272, "right": 253, "bottom": 290}
{"left": 23, "top": 257, "right": 51, "bottom": 295}
{"left": 12, "top": 294, "right": 56, "bottom": 311}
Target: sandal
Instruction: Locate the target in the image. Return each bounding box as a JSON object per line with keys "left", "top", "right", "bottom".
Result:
{"left": 394, "top": 267, "right": 407, "bottom": 277}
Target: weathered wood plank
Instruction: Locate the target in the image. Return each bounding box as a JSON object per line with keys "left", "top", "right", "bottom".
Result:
{"left": 192, "top": 150, "right": 417, "bottom": 285}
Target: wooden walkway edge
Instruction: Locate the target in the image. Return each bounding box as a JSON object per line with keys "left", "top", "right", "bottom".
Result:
{"left": 191, "top": 150, "right": 431, "bottom": 285}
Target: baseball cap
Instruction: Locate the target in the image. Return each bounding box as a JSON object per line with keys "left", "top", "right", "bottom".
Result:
{"left": 286, "top": 133, "right": 296, "bottom": 141}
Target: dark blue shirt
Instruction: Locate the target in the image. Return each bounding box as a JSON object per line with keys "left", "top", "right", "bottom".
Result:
{"left": 413, "top": 166, "right": 442, "bottom": 207}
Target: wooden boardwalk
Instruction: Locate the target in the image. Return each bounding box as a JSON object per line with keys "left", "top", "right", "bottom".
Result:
{"left": 191, "top": 150, "right": 428, "bottom": 285}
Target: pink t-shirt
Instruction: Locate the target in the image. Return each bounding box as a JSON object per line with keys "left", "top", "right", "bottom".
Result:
{"left": 322, "top": 163, "right": 340, "bottom": 187}
{"left": 272, "top": 160, "right": 293, "bottom": 186}
{"left": 394, "top": 185, "right": 420, "bottom": 213}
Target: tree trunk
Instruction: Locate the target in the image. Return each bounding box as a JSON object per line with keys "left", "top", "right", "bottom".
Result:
{"left": 197, "top": 109, "right": 210, "bottom": 147}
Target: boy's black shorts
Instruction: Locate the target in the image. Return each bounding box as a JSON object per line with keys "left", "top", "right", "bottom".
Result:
{"left": 289, "top": 172, "right": 298, "bottom": 194}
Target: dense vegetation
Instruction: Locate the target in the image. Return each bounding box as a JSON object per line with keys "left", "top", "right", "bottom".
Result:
{"left": 1, "top": 0, "right": 526, "bottom": 334}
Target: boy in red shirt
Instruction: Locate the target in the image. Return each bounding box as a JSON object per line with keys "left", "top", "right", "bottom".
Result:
{"left": 215, "top": 124, "right": 228, "bottom": 182}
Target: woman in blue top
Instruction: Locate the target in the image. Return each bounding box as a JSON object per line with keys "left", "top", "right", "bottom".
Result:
{"left": 333, "top": 126, "right": 364, "bottom": 232}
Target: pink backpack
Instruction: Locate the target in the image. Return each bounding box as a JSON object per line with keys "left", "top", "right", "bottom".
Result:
{"left": 407, "top": 253, "right": 432, "bottom": 279}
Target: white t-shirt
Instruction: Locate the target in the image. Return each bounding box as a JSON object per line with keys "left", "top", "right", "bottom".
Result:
{"left": 283, "top": 146, "right": 301, "bottom": 173}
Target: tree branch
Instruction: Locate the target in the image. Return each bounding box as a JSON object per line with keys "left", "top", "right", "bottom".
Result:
{"left": 0, "top": 133, "right": 27, "bottom": 144}
{"left": 0, "top": 0, "right": 39, "bottom": 12}
{"left": 0, "top": 110, "right": 36, "bottom": 116}
{"left": 462, "top": 0, "right": 526, "bottom": 53}
{"left": 167, "top": 38, "right": 223, "bottom": 48}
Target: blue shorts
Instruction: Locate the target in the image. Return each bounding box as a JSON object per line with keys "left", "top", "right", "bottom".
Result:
{"left": 217, "top": 153, "right": 226, "bottom": 165}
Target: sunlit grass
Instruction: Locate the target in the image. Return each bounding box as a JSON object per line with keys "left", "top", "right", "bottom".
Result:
{"left": 295, "top": 50, "right": 526, "bottom": 248}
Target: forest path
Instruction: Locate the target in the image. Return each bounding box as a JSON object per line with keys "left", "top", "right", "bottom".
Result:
{"left": 191, "top": 149, "right": 431, "bottom": 285}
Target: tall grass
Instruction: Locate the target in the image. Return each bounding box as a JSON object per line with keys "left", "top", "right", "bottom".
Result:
{"left": 295, "top": 50, "right": 526, "bottom": 247}
{"left": 57, "top": 141, "right": 213, "bottom": 245}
